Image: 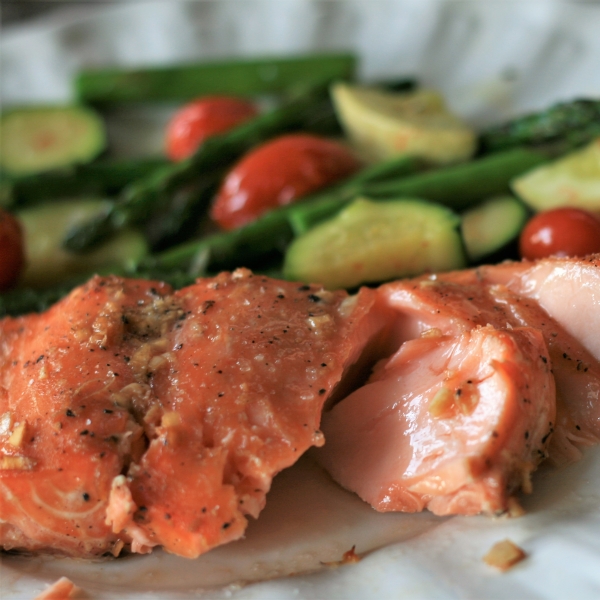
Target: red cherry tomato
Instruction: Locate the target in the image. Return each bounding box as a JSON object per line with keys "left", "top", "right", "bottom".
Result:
{"left": 519, "top": 207, "right": 600, "bottom": 261}
{"left": 0, "top": 209, "right": 25, "bottom": 291}
{"left": 166, "top": 96, "right": 258, "bottom": 161}
{"left": 211, "top": 134, "right": 362, "bottom": 230}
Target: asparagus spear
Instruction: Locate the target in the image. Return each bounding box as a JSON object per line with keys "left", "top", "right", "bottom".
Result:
{"left": 480, "top": 99, "right": 600, "bottom": 153}
{"left": 2, "top": 157, "right": 169, "bottom": 209}
{"left": 63, "top": 88, "right": 337, "bottom": 253}
{"left": 76, "top": 53, "right": 356, "bottom": 104}
{"left": 141, "top": 155, "right": 423, "bottom": 273}
{"left": 362, "top": 148, "right": 549, "bottom": 209}
{"left": 288, "top": 147, "right": 548, "bottom": 232}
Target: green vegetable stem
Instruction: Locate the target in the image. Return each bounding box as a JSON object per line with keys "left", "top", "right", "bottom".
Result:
{"left": 75, "top": 53, "right": 357, "bottom": 104}
{"left": 479, "top": 99, "right": 600, "bottom": 153}
{"left": 2, "top": 157, "right": 169, "bottom": 209}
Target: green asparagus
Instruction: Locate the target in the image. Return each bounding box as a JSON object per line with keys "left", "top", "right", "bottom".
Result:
{"left": 479, "top": 99, "right": 600, "bottom": 153}
{"left": 2, "top": 157, "right": 168, "bottom": 209}
{"left": 287, "top": 147, "right": 548, "bottom": 232}
{"left": 141, "top": 154, "right": 423, "bottom": 273}
{"left": 75, "top": 54, "right": 356, "bottom": 104}
{"left": 362, "top": 148, "right": 548, "bottom": 208}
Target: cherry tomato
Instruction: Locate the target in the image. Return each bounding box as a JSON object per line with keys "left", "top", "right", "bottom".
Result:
{"left": 166, "top": 96, "right": 258, "bottom": 161}
{"left": 211, "top": 134, "right": 362, "bottom": 230}
{"left": 0, "top": 209, "right": 25, "bottom": 291}
{"left": 519, "top": 207, "right": 600, "bottom": 261}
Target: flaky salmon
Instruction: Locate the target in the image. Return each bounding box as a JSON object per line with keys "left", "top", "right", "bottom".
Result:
{"left": 317, "top": 255, "right": 600, "bottom": 516}
{"left": 0, "top": 269, "right": 388, "bottom": 558}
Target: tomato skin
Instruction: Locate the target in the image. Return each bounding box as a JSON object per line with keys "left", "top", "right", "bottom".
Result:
{"left": 166, "top": 96, "right": 258, "bottom": 161}
{"left": 211, "top": 134, "right": 362, "bottom": 230}
{"left": 519, "top": 207, "right": 600, "bottom": 261}
{"left": 0, "top": 209, "right": 25, "bottom": 291}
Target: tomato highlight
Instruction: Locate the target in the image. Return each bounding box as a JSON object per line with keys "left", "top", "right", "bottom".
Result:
{"left": 519, "top": 207, "right": 600, "bottom": 261}
{"left": 0, "top": 209, "right": 25, "bottom": 291}
{"left": 166, "top": 96, "right": 258, "bottom": 161}
{"left": 210, "top": 133, "right": 362, "bottom": 230}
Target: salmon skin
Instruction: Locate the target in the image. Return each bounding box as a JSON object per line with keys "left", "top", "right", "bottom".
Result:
{"left": 0, "top": 269, "right": 387, "bottom": 558}
{"left": 318, "top": 255, "right": 600, "bottom": 516}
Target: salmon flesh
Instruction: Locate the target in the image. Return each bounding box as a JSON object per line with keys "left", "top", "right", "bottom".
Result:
{"left": 317, "top": 256, "right": 600, "bottom": 516}
{"left": 0, "top": 269, "right": 387, "bottom": 558}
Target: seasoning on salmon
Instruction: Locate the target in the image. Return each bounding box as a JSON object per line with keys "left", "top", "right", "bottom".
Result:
{"left": 0, "top": 269, "right": 388, "bottom": 558}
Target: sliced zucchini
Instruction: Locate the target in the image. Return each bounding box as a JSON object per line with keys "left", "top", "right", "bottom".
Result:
{"left": 283, "top": 197, "right": 466, "bottom": 289}
{"left": 511, "top": 137, "right": 600, "bottom": 211}
{"left": 461, "top": 195, "right": 528, "bottom": 262}
{"left": 0, "top": 106, "right": 106, "bottom": 176}
{"left": 330, "top": 83, "right": 476, "bottom": 165}
{"left": 18, "top": 199, "right": 147, "bottom": 288}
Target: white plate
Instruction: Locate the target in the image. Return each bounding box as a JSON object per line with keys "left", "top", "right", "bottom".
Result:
{"left": 2, "top": 2, "right": 600, "bottom": 599}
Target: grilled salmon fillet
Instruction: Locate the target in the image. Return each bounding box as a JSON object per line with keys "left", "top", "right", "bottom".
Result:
{"left": 0, "top": 269, "right": 388, "bottom": 558}
{"left": 318, "top": 256, "right": 600, "bottom": 515}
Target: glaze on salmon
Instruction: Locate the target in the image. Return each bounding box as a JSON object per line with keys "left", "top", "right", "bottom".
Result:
{"left": 0, "top": 269, "right": 388, "bottom": 558}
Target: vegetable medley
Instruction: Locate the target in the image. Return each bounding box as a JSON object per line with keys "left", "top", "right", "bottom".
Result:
{"left": 0, "top": 52, "right": 599, "bottom": 316}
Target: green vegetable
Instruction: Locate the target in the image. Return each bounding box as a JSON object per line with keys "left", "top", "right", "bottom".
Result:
{"left": 2, "top": 157, "right": 168, "bottom": 209}
{"left": 18, "top": 199, "right": 148, "bottom": 288}
{"left": 511, "top": 137, "right": 600, "bottom": 212}
{"left": 362, "top": 148, "right": 549, "bottom": 209}
{"left": 75, "top": 53, "right": 357, "bottom": 104}
{"left": 287, "top": 154, "right": 423, "bottom": 235}
{"left": 143, "top": 207, "right": 296, "bottom": 275}
{"left": 283, "top": 197, "right": 466, "bottom": 289}
{"left": 461, "top": 195, "right": 528, "bottom": 261}
{"left": 480, "top": 99, "right": 600, "bottom": 153}
{"left": 0, "top": 106, "right": 106, "bottom": 176}
{"left": 331, "top": 83, "right": 476, "bottom": 165}
{"left": 141, "top": 154, "right": 423, "bottom": 273}
{"left": 63, "top": 88, "right": 338, "bottom": 253}
{"left": 286, "top": 148, "right": 548, "bottom": 233}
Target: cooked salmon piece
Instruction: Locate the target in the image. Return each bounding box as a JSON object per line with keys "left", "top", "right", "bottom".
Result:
{"left": 0, "top": 269, "right": 389, "bottom": 558}
{"left": 448, "top": 257, "right": 600, "bottom": 465}
{"left": 318, "top": 255, "right": 600, "bottom": 517}
{"left": 318, "top": 323, "right": 555, "bottom": 516}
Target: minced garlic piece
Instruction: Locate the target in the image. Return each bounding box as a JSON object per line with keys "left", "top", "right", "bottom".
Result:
{"left": 1, "top": 455, "right": 34, "bottom": 470}
{"left": 428, "top": 387, "right": 453, "bottom": 418}
{"left": 161, "top": 411, "right": 181, "bottom": 428}
{"left": 8, "top": 421, "right": 27, "bottom": 447}
{"left": 483, "top": 539, "right": 527, "bottom": 571}
{"left": 506, "top": 497, "right": 526, "bottom": 518}
{"left": 33, "top": 576, "right": 82, "bottom": 599}
{"left": 421, "top": 327, "right": 443, "bottom": 338}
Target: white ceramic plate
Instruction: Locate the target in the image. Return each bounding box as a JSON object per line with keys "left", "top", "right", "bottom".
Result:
{"left": 2, "top": 2, "right": 600, "bottom": 598}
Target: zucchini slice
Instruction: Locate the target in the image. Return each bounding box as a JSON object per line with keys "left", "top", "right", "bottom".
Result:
{"left": 511, "top": 137, "right": 600, "bottom": 211}
{"left": 331, "top": 83, "right": 476, "bottom": 165}
{"left": 461, "top": 195, "right": 528, "bottom": 261}
{"left": 17, "top": 199, "right": 147, "bottom": 288}
{"left": 283, "top": 197, "right": 466, "bottom": 289}
{"left": 0, "top": 106, "right": 106, "bottom": 176}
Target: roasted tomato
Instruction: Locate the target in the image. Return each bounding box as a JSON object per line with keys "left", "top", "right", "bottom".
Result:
{"left": 166, "top": 96, "right": 258, "bottom": 161}
{"left": 211, "top": 133, "right": 361, "bottom": 230}
{"left": 0, "top": 209, "right": 25, "bottom": 291}
{"left": 519, "top": 207, "right": 600, "bottom": 260}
